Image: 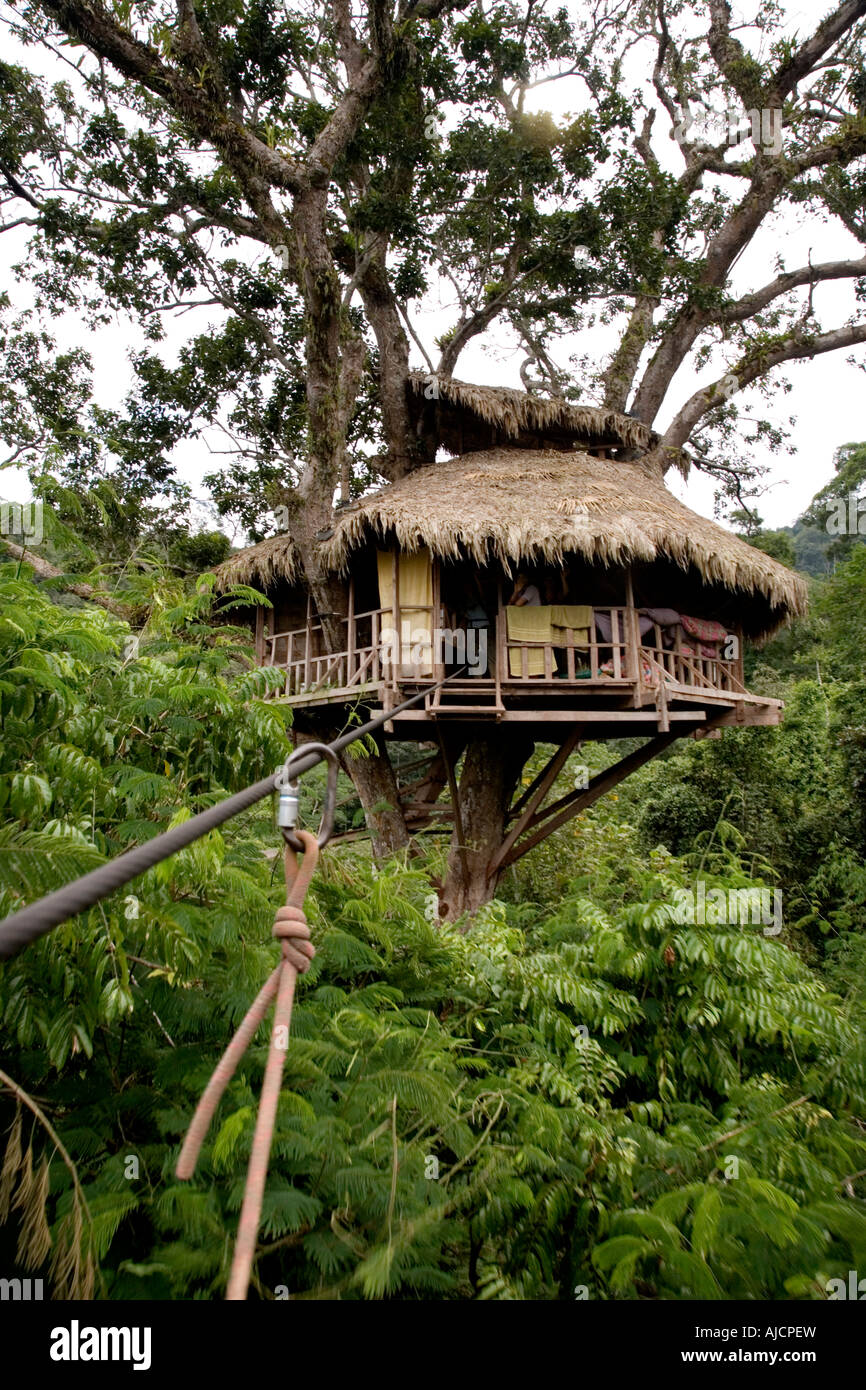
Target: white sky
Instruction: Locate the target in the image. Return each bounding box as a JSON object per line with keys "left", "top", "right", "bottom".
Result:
{"left": 1, "top": 1, "right": 863, "bottom": 536}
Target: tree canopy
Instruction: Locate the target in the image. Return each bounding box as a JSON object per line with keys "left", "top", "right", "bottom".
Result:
{"left": 2, "top": 0, "right": 866, "bottom": 543}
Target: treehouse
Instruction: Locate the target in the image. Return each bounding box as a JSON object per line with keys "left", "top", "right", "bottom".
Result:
{"left": 217, "top": 373, "right": 805, "bottom": 744}
{"left": 216, "top": 376, "right": 806, "bottom": 893}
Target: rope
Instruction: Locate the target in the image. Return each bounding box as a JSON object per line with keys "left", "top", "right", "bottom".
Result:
{"left": 175, "top": 829, "right": 320, "bottom": 1300}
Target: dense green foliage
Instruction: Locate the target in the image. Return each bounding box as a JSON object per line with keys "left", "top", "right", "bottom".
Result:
{"left": 1, "top": 532, "right": 865, "bottom": 1301}
{"left": 737, "top": 441, "right": 866, "bottom": 577}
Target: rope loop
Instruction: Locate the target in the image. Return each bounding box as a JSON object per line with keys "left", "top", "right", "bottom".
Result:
{"left": 272, "top": 904, "right": 314, "bottom": 973}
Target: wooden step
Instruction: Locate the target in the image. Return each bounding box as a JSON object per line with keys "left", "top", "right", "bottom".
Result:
{"left": 428, "top": 703, "right": 505, "bottom": 717}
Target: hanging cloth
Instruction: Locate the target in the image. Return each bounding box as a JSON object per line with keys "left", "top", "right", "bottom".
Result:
{"left": 506, "top": 605, "right": 552, "bottom": 676}
{"left": 549, "top": 603, "right": 592, "bottom": 646}
{"left": 377, "top": 548, "right": 433, "bottom": 676}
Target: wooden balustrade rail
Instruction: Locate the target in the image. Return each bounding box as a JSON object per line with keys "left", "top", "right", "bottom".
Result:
{"left": 262, "top": 603, "right": 743, "bottom": 701}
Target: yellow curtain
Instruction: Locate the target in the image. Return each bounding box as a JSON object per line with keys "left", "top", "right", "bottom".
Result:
{"left": 377, "top": 548, "right": 433, "bottom": 676}
{"left": 506, "top": 605, "right": 551, "bottom": 676}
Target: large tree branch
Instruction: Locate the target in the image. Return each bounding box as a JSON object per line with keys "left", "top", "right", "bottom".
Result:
{"left": 770, "top": 0, "right": 866, "bottom": 104}
{"left": 356, "top": 245, "right": 416, "bottom": 478}
{"left": 659, "top": 319, "right": 866, "bottom": 453}
{"left": 34, "top": 1, "right": 307, "bottom": 193}
{"left": 0, "top": 159, "right": 42, "bottom": 209}
{"left": 400, "top": 0, "right": 472, "bottom": 18}
{"left": 631, "top": 105, "right": 866, "bottom": 424}
{"left": 305, "top": 55, "right": 382, "bottom": 186}
{"left": 707, "top": 0, "right": 764, "bottom": 108}
{"left": 720, "top": 254, "right": 866, "bottom": 323}
{"left": 436, "top": 241, "right": 524, "bottom": 377}
{"left": 791, "top": 123, "right": 866, "bottom": 176}
{"left": 647, "top": 1, "right": 866, "bottom": 427}
{"left": 0, "top": 539, "right": 127, "bottom": 615}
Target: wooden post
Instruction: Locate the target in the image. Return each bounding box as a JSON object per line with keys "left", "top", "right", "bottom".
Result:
{"left": 497, "top": 580, "right": 506, "bottom": 683}
{"left": 492, "top": 580, "right": 503, "bottom": 711}
{"left": 346, "top": 575, "right": 356, "bottom": 685}
{"left": 254, "top": 605, "right": 265, "bottom": 666}
{"left": 611, "top": 609, "right": 622, "bottom": 679}
{"left": 656, "top": 678, "right": 670, "bottom": 732}
{"left": 625, "top": 569, "right": 641, "bottom": 705}
{"left": 392, "top": 550, "right": 402, "bottom": 686}
{"left": 304, "top": 593, "right": 312, "bottom": 690}
{"left": 432, "top": 558, "right": 444, "bottom": 681}
{"left": 372, "top": 608, "right": 380, "bottom": 684}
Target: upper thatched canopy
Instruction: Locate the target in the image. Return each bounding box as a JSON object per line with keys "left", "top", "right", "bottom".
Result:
{"left": 406, "top": 371, "right": 660, "bottom": 456}
{"left": 215, "top": 446, "right": 807, "bottom": 636}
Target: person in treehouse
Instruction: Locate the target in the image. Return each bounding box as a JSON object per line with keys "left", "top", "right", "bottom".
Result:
{"left": 508, "top": 571, "right": 542, "bottom": 606}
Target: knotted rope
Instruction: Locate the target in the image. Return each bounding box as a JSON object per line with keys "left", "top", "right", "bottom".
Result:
{"left": 176, "top": 830, "right": 319, "bottom": 1300}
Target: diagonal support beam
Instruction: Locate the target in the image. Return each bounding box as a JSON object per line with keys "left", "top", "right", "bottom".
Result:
{"left": 507, "top": 728, "right": 581, "bottom": 823}
{"left": 489, "top": 729, "right": 581, "bottom": 876}
{"left": 498, "top": 732, "right": 680, "bottom": 870}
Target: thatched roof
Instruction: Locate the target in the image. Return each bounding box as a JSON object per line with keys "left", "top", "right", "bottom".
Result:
{"left": 216, "top": 530, "right": 301, "bottom": 589}
{"left": 322, "top": 448, "right": 807, "bottom": 632}
{"left": 215, "top": 446, "right": 807, "bottom": 636}
{"left": 406, "top": 371, "right": 660, "bottom": 455}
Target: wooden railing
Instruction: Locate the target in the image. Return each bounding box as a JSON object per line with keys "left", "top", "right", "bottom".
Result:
{"left": 266, "top": 608, "right": 384, "bottom": 699}
{"left": 638, "top": 617, "right": 745, "bottom": 695}
{"left": 501, "top": 606, "right": 632, "bottom": 683}
{"left": 262, "top": 603, "right": 744, "bottom": 700}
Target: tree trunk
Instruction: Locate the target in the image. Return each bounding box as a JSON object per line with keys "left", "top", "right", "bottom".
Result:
{"left": 339, "top": 737, "right": 410, "bottom": 858}
{"left": 438, "top": 731, "right": 533, "bottom": 921}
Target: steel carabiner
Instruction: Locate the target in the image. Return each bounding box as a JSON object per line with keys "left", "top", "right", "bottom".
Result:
{"left": 274, "top": 742, "right": 340, "bottom": 851}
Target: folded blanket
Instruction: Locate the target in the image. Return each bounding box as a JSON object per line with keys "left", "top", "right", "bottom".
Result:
{"left": 550, "top": 603, "right": 592, "bottom": 635}
{"left": 681, "top": 613, "right": 727, "bottom": 643}
{"left": 595, "top": 610, "right": 653, "bottom": 643}
{"left": 550, "top": 603, "right": 591, "bottom": 647}
{"left": 642, "top": 607, "right": 681, "bottom": 627}
{"left": 506, "top": 605, "right": 551, "bottom": 676}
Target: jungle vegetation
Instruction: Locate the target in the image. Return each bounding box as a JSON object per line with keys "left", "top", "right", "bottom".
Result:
{"left": 1, "top": 0, "right": 866, "bottom": 1301}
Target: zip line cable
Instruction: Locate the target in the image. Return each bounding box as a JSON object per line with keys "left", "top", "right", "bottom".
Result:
{"left": 0, "top": 673, "right": 465, "bottom": 960}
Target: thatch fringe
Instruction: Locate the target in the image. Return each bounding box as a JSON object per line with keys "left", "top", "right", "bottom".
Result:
{"left": 215, "top": 532, "right": 300, "bottom": 591}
